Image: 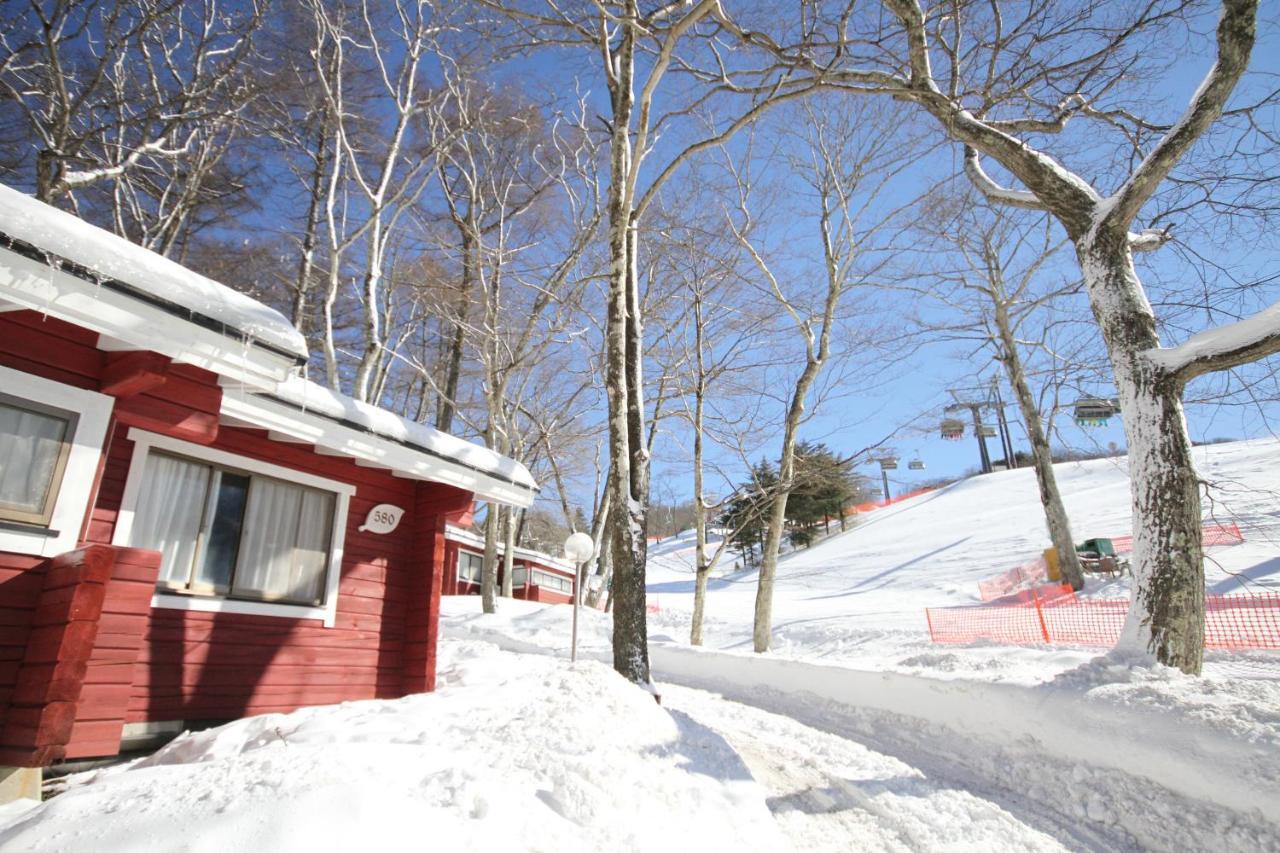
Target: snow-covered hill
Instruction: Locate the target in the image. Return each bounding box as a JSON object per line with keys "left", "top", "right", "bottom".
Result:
{"left": 645, "top": 437, "right": 1280, "bottom": 682}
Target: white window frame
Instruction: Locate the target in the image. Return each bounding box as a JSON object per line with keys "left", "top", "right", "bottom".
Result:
{"left": 530, "top": 568, "right": 573, "bottom": 594}
{"left": 0, "top": 365, "right": 113, "bottom": 557}
{"left": 112, "top": 427, "right": 354, "bottom": 627}
{"left": 456, "top": 549, "right": 483, "bottom": 584}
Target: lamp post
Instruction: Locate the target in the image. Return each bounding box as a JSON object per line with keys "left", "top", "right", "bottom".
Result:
{"left": 563, "top": 531, "right": 595, "bottom": 664}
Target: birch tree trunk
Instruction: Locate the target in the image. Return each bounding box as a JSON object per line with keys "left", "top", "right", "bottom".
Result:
{"left": 991, "top": 300, "right": 1085, "bottom": 591}
{"left": 481, "top": 504, "right": 499, "bottom": 613}
{"left": 603, "top": 20, "right": 650, "bottom": 683}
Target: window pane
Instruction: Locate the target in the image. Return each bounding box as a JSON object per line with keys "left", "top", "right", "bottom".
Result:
{"left": 291, "top": 489, "right": 334, "bottom": 604}
{"left": 512, "top": 567, "right": 527, "bottom": 587}
{"left": 235, "top": 477, "right": 333, "bottom": 604}
{"left": 0, "top": 401, "right": 70, "bottom": 520}
{"left": 196, "top": 472, "right": 249, "bottom": 590}
{"left": 458, "top": 551, "right": 483, "bottom": 582}
{"left": 132, "top": 454, "right": 211, "bottom": 586}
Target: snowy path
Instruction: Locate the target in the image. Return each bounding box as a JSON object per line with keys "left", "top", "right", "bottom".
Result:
{"left": 663, "top": 684, "right": 1068, "bottom": 852}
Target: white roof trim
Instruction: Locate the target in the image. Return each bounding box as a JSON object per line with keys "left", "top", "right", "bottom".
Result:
{"left": 220, "top": 381, "right": 537, "bottom": 508}
{"left": 0, "top": 245, "right": 297, "bottom": 389}
{"left": 0, "top": 184, "right": 306, "bottom": 360}
{"left": 445, "top": 523, "right": 574, "bottom": 572}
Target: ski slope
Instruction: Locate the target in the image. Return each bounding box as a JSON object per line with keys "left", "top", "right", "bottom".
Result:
{"left": 645, "top": 438, "right": 1280, "bottom": 682}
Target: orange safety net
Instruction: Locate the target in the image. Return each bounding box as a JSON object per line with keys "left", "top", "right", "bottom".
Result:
{"left": 1108, "top": 521, "right": 1243, "bottom": 555}
{"left": 975, "top": 522, "right": 1245, "bottom": 600}
{"left": 977, "top": 558, "right": 1050, "bottom": 601}
{"left": 927, "top": 588, "right": 1280, "bottom": 650}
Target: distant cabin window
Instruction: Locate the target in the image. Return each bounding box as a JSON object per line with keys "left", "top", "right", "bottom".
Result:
{"left": 511, "top": 566, "right": 527, "bottom": 588}
{"left": 457, "top": 550, "right": 483, "bottom": 584}
{"left": 530, "top": 569, "right": 572, "bottom": 594}
{"left": 131, "top": 451, "right": 336, "bottom": 606}
{"left": 0, "top": 394, "right": 78, "bottom": 528}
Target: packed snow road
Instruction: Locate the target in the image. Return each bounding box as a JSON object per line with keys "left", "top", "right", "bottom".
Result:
{"left": 662, "top": 684, "right": 1068, "bottom": 852}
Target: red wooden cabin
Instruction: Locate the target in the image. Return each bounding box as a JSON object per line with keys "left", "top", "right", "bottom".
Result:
{"left": 443, "top": 524, "right": 578, "bottom": 605}
{"left": 0, "top": 186, "right": 535, "bottom": 772}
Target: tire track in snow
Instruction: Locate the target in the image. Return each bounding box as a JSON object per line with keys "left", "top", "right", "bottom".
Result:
{"left": 663, "top": 684, "right": 1068, "bottom": 853}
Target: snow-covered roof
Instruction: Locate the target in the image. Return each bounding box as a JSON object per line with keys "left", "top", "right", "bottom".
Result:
{"left": 221, "top": 375, "right": 538, "bottom": 507}
{"left": 0, "top": 183, "right": 535, "bottom": 507}
{"left": 445, "top": 523, "right": 571, "bottom": 571}
{"left": 0, "top": 184, "right": 306, "bottom": 362}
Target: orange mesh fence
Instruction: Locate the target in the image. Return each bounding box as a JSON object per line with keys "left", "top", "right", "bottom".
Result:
{"left": 847, "top": 488, "right": 936, "bottom": 516}
{"left": 977, "top": 558, "right": 1049, "bottom": 601}
{"left": 928, "top": 588, "right": 1280, "bottom": 650}
{"left": 975, "top": 522, "right": 1245, "bottom": 598}
{"left": 1110, "top": 522, "right": 1242, "bottom": 555}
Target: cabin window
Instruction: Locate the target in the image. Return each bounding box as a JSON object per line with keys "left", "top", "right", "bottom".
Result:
{"left": 530, "top": 569, "right": 572, "bottom": 594}
{"left": 116, "top": 428, "right": 354, "bottom": 626}
{"left": 131, "top": 451, "right": 337, "bottom": 606}
{"left": 457, "top": 549, "right": 483, "bottom": 584}
{"left": 0, "top": 394, "right": 78, "bottom": 528}
{"left": 0, "top": 366, "right": 113, "bottom": 558}
{"left": 511, "top": 566, "right": 527, "bottom": 588}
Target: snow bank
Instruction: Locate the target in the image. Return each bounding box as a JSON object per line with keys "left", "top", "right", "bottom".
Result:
{"left": 0, "top": 184, "right": 306, "bottom": 359}
{"left": 446, "top": 600, "right": 1280, "bottom": 850}
{"left": 650, "top": 643, "right": 1280, "bottom": 850}
{"left": 0, "top": 640, "right": 783, "bottom": 853}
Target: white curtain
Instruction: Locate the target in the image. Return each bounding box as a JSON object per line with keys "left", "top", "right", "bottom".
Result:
{"left": 131, "top": 454, "right": 211, "bottom": 585}
{"left": 0, "top": 403, "right": 69, "bottom": 514}
{"left": 235, "top": 479, "right": 333, "bottom": 604}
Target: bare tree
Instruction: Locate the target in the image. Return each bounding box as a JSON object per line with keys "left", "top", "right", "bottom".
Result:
{"left": 737, "top": 0, "right": 1271, "bottom": 672}
{"left": 914, "top": 198, "right": 1094, "bottom": 589}
{"left": 1, "top": 0, "right": 266, "bottom": 241}
{"left": 721, "top": 98, "right": 919, "bottom": 653}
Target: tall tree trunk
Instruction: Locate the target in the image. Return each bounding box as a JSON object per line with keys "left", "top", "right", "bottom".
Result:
{"left": 603, "top": 21, "right": 650, "bottom": 685}
{"left": 436, "top": 228, "right": 474, "bottom": 433}
{"left": 992, "top": 302, "right": 1085, "bottom": 591}
{"left": 501, "top": 506, "right": 517, "bottom": 598}
{"left": 690, "top": 293, "right": 710, "bottom": 646}
{"left": 481, "top": 503, "right": 499, "bottom": 614}
{"left": 585, "top": 484, "right": 613, "bottom": 609}
{"left": 1080, "top": 232, "right": 1204, "bottom": 672}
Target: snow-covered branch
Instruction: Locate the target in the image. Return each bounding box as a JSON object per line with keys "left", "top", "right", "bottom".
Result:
{"left": 962, "top": 148, "right": 1045, "bottom": 211}
{"left": 1127, "top": 227, "right": 1173, "bottom": 253}
{"left": 1146, "top": 301, "right": 1280, "bottom": 383}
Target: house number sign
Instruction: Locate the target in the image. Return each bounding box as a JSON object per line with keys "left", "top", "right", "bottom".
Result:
{"left": 359, "top": 503, "right": 404, "bottom": 535}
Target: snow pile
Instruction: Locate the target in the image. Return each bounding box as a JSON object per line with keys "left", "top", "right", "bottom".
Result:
{"left": 444, "top": 602, "right": 1280, "bottom": 850}
{"left": 0, "top": 184, "right": 306, "bottom": 359}
{"left": 0, "top": 640, "right": 783, "bottom": 853}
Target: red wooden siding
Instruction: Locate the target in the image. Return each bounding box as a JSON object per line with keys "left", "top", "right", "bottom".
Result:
{"left": 0, "top": 310, "right": 471, "bottom": 760}
{"left": 0, "top": 546, "right": 118, "bottom": 766}
{"left": 442, "top": 539, "right": 577, "bottom": 604}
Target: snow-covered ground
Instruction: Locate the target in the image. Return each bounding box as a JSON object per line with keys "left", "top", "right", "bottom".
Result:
{"left": 0, "top": 639, "right": 785, "bottom": 853}
{"left": 4, "top": 439, "right": 1277, "bottom": 851}
{"left": 644, "top": 437, "right": 1280, "bottom": 684}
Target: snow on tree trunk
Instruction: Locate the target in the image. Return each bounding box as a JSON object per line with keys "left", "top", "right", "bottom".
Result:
{"left": 1079, "top": 231, "right": 1204, "bottom": 672}
{"left": 602, "top": 23, "right": 650, "bottom": 685}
